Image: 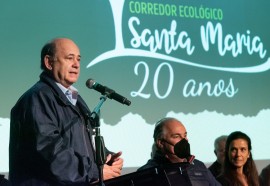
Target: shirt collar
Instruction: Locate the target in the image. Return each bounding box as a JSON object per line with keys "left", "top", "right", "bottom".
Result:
{"left": 55, "top": 82, "right": 78, "bottom": 105}
{"left": 55, "top": 82, "right": 77, "bottom": 92}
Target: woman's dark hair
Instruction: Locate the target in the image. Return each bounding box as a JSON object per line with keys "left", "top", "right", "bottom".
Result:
{"left": 223, "top": 131, "right": 259, "bottom": 186}
{"left": 40, "top": 41, "right": 56, "bottom": 70}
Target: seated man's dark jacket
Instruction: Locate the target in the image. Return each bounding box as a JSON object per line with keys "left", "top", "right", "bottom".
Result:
{"left": 137, "top": 149, "right": 221, "bottom": 186}
{"left": 9, "top": 72, "right": 102, "bottom": 186}
{"left": 259, "top": 164, "right": 270, "bottom": 186}
{"left": 208, "top": 160, "right": 222, "bottom": 178}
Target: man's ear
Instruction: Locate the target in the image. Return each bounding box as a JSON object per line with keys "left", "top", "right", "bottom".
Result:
{"left": 44, "top": 55, "right": 53, "bottom": 70}
{"left": 214, "top": 150, "right": 217, "bottom": 156}
{"left": 157, "top": 139, "right": 164, "bottom": 149}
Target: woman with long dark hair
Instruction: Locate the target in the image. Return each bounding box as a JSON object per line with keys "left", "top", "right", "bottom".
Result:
{"left": 217, "top": 131, "right": 260, "bottom": 186}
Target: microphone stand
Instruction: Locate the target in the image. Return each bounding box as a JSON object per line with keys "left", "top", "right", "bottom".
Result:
{"left": 88, "top": 95, "right": 108, "bottom": 186}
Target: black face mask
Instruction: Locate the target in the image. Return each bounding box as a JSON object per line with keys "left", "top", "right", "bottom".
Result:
{"left": 162, "top": 138, "right": 195, "bottom": 163}
{"left": 161, "top": 138, "right": 190, "bottom": 158}
{"left": 173, "top": 138, "right": 191, "bottom": 159}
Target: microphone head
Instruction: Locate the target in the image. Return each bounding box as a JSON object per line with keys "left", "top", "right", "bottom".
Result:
{"left": 86, "top": 79, "right": 95, "bottom": 89}
{"left": 174, "top": 138, "right": 191, "bottom": 159}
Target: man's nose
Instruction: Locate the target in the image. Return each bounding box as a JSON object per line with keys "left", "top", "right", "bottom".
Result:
{"left": 73, "top": 59, "right": 80, "bottom": 68}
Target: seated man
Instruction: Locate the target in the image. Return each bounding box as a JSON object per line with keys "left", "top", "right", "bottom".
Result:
{"left": 208, "top": 135, "right": 227, "bottom": 178}
{"left": 260, "top": 164, "right": 270, "bottom": 186}
{"left": 137, "top": 117, "right": 220, "bottom": 186}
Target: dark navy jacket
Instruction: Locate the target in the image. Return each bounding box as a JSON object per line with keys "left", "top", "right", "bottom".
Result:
{"left": 137, "top": 150, "right": 221, "bottom": 186}
{"left": 9, "top": 72, "right": 99, "bottom": 185}
{"left": 208, "top": 160, "right": 222, "bottom": 178}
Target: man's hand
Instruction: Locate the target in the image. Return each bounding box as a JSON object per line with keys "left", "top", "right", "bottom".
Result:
{"left": 103, "top": 151, "right": 123, "bottom": 180}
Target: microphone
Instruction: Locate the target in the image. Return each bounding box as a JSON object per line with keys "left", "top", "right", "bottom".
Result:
{"left": 86, "top": 79, "right": 131, "bottom": 106}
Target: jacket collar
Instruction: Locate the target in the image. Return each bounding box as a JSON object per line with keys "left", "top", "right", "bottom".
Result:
{"left": 39, "top": 71, "right": 73, "bottom": 106}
